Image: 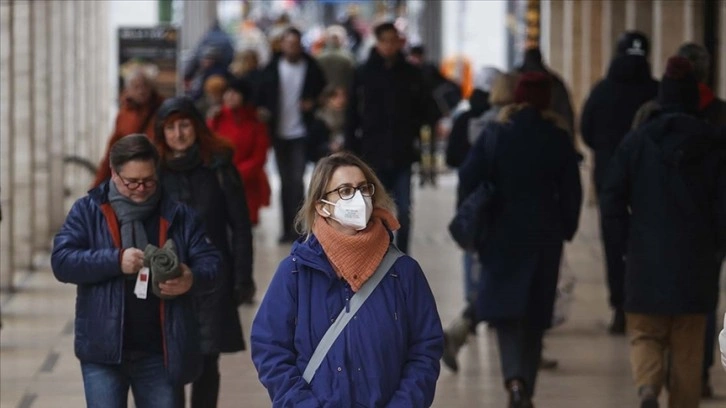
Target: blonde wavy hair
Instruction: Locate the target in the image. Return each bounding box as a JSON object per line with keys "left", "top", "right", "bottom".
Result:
{"left": 294, "top": 152, "right": 397, "bottom": 237}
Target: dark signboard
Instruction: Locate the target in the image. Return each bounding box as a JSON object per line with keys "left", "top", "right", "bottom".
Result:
{"left": 118, "top": 26, "right": 179, "bottom": 98}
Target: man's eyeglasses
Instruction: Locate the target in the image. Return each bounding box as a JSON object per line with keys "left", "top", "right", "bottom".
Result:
{"left": 118, "top": 175, "right": 157, "bottom": 191}
{"left": 323, "top": 183, "right": 375, "bottom": 200}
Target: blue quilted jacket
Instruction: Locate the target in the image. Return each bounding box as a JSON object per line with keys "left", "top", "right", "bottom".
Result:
{"left": 251, "top": 234, "right": 443, "bottom": 407}
{"left": 51, "top": 182, "right": 221, "bottom": 385}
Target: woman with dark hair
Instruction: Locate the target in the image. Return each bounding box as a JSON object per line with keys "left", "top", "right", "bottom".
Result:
{"left": 458, "top": 73, "right": 582, "bottom": 407}
{"left": 153, "top": 96, "right": 254, "bottom": 407}
{"left": 208, "top": 77, "right": 271, "bottom": 226}
{"left": 251, "top": 152, "right": 443, "bottom": 407}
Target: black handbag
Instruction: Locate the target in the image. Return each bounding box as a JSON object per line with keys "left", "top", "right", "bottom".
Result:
{"left": 448, "top": 127, "right": 499, "bottom": 251}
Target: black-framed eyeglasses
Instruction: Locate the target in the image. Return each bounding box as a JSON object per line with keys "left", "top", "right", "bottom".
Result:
{"left": 118, "top": 175, "right": 157, "bottom": 191}
{"left": 323, "top": 183, "right": 375, "bottom": 200}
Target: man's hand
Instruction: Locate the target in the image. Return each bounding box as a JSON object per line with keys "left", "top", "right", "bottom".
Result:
{"left": 121, "top": 248, "right": 144, "bottom": 275}
{"left": 158, "top": 263, "right": 194, "bottom": 296}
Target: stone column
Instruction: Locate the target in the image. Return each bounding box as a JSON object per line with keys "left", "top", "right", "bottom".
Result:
{"left": 720, "top": 0, "right": 726, "bottom": 99}
{"left": 653, "top": 0, "right": 686, "bottom": 76}
{"left": 626, "top": 0, "right": 654, "bottom": 39}
{"left": 603, "top": 0, "right": 627, "bottom": 62}
{"left": 542, "top": 0, "right": 565, "bottom": 74}
{"left": 683, "top": 0, "right": 705, "bottom": 43}
{"left": 48, "top": 0, "right": 67, "bottom": 233}
{"left": 0, "top": 0, "right": 16, "bottom": 290}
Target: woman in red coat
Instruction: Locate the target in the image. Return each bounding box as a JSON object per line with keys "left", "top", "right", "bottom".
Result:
{"left": 208, "top": 78, "right": 271, "bottom": 225}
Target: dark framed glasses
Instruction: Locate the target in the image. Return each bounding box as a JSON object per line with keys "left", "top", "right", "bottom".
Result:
{"left": 324, "top": 183, "right": 375, "bottom": 200}
{"left": 118, "top": 175, "right": 157, "bottom": 191}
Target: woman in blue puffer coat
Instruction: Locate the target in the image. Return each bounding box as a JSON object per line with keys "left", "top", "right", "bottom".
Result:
{"left": 251, "top": 152, "right": 444, "bottom": 407}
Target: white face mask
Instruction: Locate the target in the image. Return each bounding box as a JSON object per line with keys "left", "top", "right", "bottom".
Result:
{"left": 321, "top": 190, "right": 373, "bottom": 231}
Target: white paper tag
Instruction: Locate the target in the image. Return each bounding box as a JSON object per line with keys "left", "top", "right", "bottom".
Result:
{"left": 134, "top": 267, "right": 150, "bottom": 299}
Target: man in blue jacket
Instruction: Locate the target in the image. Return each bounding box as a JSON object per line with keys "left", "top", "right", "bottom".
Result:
{"left": 51, "top": 134, "right": 220, "bottom": 408}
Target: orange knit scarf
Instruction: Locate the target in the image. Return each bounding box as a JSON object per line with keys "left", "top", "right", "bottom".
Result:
{"left": 313, "top": 208, "right": 400, "bottom": 292}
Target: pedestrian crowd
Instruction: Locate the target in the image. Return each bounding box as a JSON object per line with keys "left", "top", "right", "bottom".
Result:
{"left": 46, "top": 13, "right": 726, "bottom": 408}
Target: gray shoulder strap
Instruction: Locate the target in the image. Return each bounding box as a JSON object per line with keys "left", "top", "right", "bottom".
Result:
{"left": 302, "top": 245, "right": 403, "bottom": 384}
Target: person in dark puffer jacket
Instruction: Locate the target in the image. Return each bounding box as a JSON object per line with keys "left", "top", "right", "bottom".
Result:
{"left": 154, "top": 96, "right": 254, "bottom": 408}
{"left": 600, "top": 57, "right": 726, "bottom": 408}
{"left": 580, "top": 31, "right": 659, "bottom": 335}
{"left": 52, "top": 134, "right": 221, "bottom": 408}
{"left": 457, "top": 73, "right": 582, "bottom": 408}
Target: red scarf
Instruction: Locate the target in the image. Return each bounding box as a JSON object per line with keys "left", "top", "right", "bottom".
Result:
{"left": 699, "top": 83, "right": 716, "bottom": 111}
{"left": 312, "top": 208, "right": 400, "bottom": 292}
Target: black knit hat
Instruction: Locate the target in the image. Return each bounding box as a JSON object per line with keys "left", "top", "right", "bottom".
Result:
{"left": 616, "top": 31, "right": 650, "bottom": 58}
{"left": 657, "top": 56, "right": 699, "bottom": 113}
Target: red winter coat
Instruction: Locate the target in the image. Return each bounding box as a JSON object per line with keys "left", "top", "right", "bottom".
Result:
{"left": 208, "top": 105, "right": 271, "bottom": 225}
{"left": 92, "top": 91, "right": 165, "bottom": 187}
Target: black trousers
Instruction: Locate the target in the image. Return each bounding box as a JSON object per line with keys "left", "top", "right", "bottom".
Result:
{"left": 495, "top": 320, "right": 545, "bottom": 398}
{"left": 272, "top": 138, "right": 307, "bottom": 238}
{"left": 177, "top": 354, "right": 220, "bottom": 408}
{"left": 377, "top": 167, "right": 413, "bottom": 253}
{"left": 594, "top": 152, "right": 626, "bottom": 309}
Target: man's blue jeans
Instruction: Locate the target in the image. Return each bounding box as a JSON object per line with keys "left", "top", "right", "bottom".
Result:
{"left": 81, "top": 352, "right": 178, "bottom": 408}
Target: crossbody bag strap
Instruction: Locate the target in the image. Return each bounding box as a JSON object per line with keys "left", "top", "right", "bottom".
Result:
{"left": 302, "top": 245, "right": 404, "bottom": 384}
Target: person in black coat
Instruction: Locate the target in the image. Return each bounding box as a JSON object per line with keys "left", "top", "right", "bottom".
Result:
{"left": 600, "top": 57, "right": 726, "bottom": 408}
{"left": 458, "top": 73, "right": 582, "bottom": 407}
{"left": 153, "top": 97, "right": 253, "bottom": 408}
{"left": 580, "top": 31, "right": 659, "bottom": 334}
{"left": 345, "top": 22, "right": 432, "bottom": 254}
{"left": 675, "top": 42, "right": 726, "bottom": 399}
{"left": 257, "top": 27, "right": 327, "bottom": 243}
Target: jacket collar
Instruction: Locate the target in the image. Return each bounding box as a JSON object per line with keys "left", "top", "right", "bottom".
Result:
{"left": 366, "top": 48, "right": 405, "bottom": 69}
{"left": 89, "top": 181, "right": 182, "bottom": 227}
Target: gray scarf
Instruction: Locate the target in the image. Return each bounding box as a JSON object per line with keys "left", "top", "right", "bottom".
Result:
{"left": 108, "top": 180, "right": 162, "bottom": 249}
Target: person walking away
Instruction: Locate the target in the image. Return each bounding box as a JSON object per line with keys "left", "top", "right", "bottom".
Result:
{"left": 250, "top": 152, "right": 443, "bottom": 406}
{"left": 316, "top": 25, "right": 355, "bottom": 91}
{"left": 458, "top": 73, "right": 582, "bottom": 407}
{"left": 93, "top": 69, "right": 165, "bottom": 187}
{"left": 345, "top": 22, "right": 432, "bottom": 254}
{"left": 600, "top": 57, "right": 726, "bottom": 408}
{"left": 306, "top": 84, "right": 348, "bottom": 163}
{"left": 517, "top": 47, "right": 575, "bottom": 139}
{"left": 208, "top": 77, "right": 271, "bottom": 227}
{"left": 257, "top": 27, "right": 327, "bottom": 244}
{"left": 153, "top": 97, "right": 254, "bottom": 406}
{"left": 229, "top": 49, "right": 264, "bottom": 106}
{"left": 443, "top": 71, "right": 521, "bottom": 373}
{"left": 675, "top": 42, "right": 726, "bottom": 399}
{"left": 183, "top": 20, "right": 234, "bottom": 98}
{"left": 51, "top": 134, "right": 221, "bottom": 408}
{"left": 408, "top": 44, "right": 454, "bottom": 188}
{"left": 580, "top": 30, "right": 659, "bottom": 335}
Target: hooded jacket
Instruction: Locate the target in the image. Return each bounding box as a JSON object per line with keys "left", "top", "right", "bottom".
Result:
{"left": 156, "top": 97, "right": 253, "bottom": 354}
{"left": 51, "top": 183, "right": 221, "bottom": 385}
{"left": 600, "top": 113, "right": 726, "bottom": 314}
{"left": 251, "top": 234, "right": 443, "bottom": 407}
{"left": 581, "top": 55, "right": 659, "bottom": 152}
